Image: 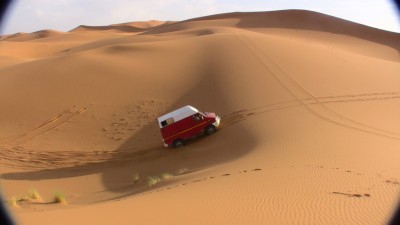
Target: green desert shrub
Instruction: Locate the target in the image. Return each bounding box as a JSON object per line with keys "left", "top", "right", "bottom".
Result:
{"left": 147, "top": 176, "right": 161, "bottom": 187}
{"left": 178, "top": 168, "right": 188, "bottom": 175}
{"left": 132, "top": 171, "right": 140, "bottom": 184}
{"left": 28, "top": 189, "right": 42, "bottom": 201}
{"left": 9, "top": 197, "right": 18, "bottom": 207}
{"left": 161, "top": 173, "right": 173, "bottom": 180}
{"left": 54, "top": 191, "right": 67, "bottom": 204}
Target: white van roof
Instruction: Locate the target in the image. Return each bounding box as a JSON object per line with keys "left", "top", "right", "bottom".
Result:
{"left": 157, "top": 105, "right": 198, "bottom": 128}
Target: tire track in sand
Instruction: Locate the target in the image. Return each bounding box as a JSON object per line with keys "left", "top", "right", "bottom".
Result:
{"left": 231, "top": 32, "right": 400, "bottom": 140}
{"left": 3, "top": 106, "right": 87, "bottom": 146}
{"left": 220, "top": 91, "right": 400, "bottom": 129}
{"left": 0, "top": 102, "right": 169, "bottom": 170}
{"left": 0, "top": 142, "right": 163, "bottom": 170}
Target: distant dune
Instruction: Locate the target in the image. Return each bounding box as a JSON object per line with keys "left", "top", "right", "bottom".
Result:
{"left": 70, "top": 20, "right": 168, "bottom": 33}
{"left": 1, "top": 29, "right": 65, "bottom": 42}
{"left": 0, "top": 10, "right": 399, "bottom": 225}
{"left": 113, "top": 20, "right": 169, "bottom": 29}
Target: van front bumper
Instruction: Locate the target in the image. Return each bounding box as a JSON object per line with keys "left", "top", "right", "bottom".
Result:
{"left": 213, "top": 116, "right": 221, "bottom": 127}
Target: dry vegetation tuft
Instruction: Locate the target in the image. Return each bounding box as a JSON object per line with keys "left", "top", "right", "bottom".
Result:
{"left": 54, "top": 191, "right": 67, "bottom": 204}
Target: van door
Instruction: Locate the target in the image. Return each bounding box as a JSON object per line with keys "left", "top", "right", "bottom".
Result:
{"left": 187, "top": 113, "right": 206, "bottom": 137}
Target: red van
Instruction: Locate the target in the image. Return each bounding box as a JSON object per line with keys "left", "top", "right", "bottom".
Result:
{"left": 157, "top": 105, "right": 221, "bottom": 148}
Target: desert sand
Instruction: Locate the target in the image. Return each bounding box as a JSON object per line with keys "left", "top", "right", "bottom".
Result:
{"left": 0, "top": 10, "right": 399, "bottom": 225}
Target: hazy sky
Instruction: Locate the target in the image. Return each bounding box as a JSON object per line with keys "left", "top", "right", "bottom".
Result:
{"left": 1, "top": 0, "right": 399, "bottom": 35}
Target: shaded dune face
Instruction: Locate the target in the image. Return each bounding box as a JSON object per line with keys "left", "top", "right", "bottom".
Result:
{"left": 0, "top": 35, "right": 258, "bottom": 191}
{"left": 0, "top": 9, "right": 399, "bottom": 225}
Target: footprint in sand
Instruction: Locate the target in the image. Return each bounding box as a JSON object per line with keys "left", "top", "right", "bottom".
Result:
{"left": 385, "top": 179, "right": 400, "bottom": 185}
{"left": 332, "top": 192, "right": 371, "bottom": 198}
{"left": 151, "top": 168, "right": 264, "bottom": 193}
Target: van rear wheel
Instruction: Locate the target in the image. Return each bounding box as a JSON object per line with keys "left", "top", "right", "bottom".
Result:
{"left": 172, "top": 139, "right": 184, "bottom": 148}
{"left": 205, "top": 125, "right": 216, "bottom": 135}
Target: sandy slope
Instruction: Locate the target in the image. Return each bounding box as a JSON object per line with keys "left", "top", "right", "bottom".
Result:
{"left": 0, "top": 10, "right": 399, "bottom": 225}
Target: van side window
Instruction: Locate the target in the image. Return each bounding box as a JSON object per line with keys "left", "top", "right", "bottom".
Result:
{"left": 161, "top": 117, "right": 175, "bottom": 127}
{"left": 166, "top": 118, "right": 174, "bottom": 125}
{"left": 193, "top": 114, "right": 203, "bottom": 122}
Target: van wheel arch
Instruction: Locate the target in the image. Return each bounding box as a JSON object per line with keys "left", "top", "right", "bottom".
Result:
{"left": 205, "top": 125, "right": 217, "bottom": 135}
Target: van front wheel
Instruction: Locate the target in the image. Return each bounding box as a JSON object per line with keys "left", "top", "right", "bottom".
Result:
{"left": 205, "top": 125, "right": 216, "bottom": 135}
{"left": 172, "top": 139, "right": 184, "bottom": 148}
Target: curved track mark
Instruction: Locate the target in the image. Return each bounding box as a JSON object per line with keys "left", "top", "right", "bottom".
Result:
{"left": 232, "top": 32, "right": 400, "bottom": 140}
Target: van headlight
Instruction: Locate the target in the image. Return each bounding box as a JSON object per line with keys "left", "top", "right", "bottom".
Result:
{"left": 213, "top": 116, "right": 221, "bottom": 127}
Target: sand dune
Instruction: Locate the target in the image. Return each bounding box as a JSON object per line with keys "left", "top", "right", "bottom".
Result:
{"left": 70, "top": 20, "right": 168, "bottom": 33}
{"left": 113, "top": 20, "right": 169, "bottom": 29}
{"left": 0, "top": 10, "right": 399, "bottom": 225}
{"left": 147, "top": 10, "right": 399, "bottom": 50}
{"left": 1, "top": 29, "right": 65, "bottom": 42}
